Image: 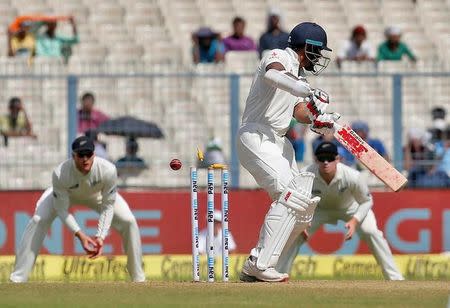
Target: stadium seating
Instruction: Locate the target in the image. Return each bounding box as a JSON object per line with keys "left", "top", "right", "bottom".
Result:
{"left": 0, "top": 0, "right": 449, "bottom": 189}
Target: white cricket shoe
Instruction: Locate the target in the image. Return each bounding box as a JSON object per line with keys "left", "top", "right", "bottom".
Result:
{"left": 240, "top": 256, "right": 289, "bottom": 282}
{"left": 9, "top": 275, "right": 25, "bottom": 283}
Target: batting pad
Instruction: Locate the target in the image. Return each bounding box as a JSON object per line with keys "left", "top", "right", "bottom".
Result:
{"left": 256, "top": 172, "right": 320, "bottom": 270}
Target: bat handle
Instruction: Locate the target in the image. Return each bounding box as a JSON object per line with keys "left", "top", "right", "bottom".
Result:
{"left": 333, "top": 121, "right": 343, "bottom": 131}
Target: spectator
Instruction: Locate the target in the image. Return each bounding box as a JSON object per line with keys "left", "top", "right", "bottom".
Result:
{"left": 403, "top": 127, "right": 433, "bottom": 172}
{"left": 408, "top": 151, "right": 450, "bottom": 188}
{"left": 337, "top": 25, "right": 375, "bottom": 67}
{"left": 286, "top": 119, "right": 306, "bottom": 162}
{"left": 116, "top": 137, "right": 147, "bottom": 176}
{"left": 198, "top": 137, "right": 226, "bottom": 168}
{"left": 36, "top": 16, "right": 79, "bottom": 61}
{"left": 198, "top": 210, "right": 236, "bottom": 255}
{"left": 438, "top": 128, "right": 450, "bottom": 177}
{"left": 377, "top": 26, "right": 416, "bottom": 61}
{"left": 0, "top": 97, "right": 36, "bottom": 146}
{"left": 426, "top": 107, "right": 450, "bottom": 177}
{"left": 77, "top": 92, "right": 109, "bottom": 134}
{"left": 223, "top": 16, "right": 257, "bottom": 53}
{"left": 339, "top": 121, "right": 389, "bottom": 169}
{"left": 258, "top": 7, "right": 289, "bottom": 58}
{"left": 85, "top": 130, "right": 108, "bottom": 160}
{"left": 7, "top": 20, "right": 35, "bottom": 57}
{"left": 428, "top": 106, "right": 448, "bottom": 154}
{"left": 192, "top": 27, "right": 224, "bottom": 64}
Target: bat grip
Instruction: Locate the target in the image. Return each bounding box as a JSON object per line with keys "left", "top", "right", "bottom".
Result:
{"left": 333, "top": 121, "right": 342, "bottom": 131}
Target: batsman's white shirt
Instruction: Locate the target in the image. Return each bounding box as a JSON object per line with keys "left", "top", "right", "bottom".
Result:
{"left": 238, "top": 48, "right": 303, "bottom": 199}
{"left": 52, "top": 156, "right": 116, "bottom": 239}
{"left": 304, "top": 162, "right": 373, "bottom": 222}
{"left": 241, "top": 48, "right": 301, "bottom": 136}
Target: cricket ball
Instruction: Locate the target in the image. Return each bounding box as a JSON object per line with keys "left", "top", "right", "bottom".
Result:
{"left": 170, "top": 158, "right": 182, "bottom": 170}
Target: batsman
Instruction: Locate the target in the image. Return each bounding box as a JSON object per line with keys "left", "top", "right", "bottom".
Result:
{"left": 10, "top": 136, "right": 146, "bottom": 283}
{"left": 237, "top": 22, "right": 338, "bottom": 282}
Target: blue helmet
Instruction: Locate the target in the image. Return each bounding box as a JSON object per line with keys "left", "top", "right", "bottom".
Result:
{"left": 288, "top": 22, "right": 332, "bottom": 75}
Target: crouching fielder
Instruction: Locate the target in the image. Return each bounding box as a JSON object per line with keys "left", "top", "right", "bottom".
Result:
{"left": 237, "top": 22, "right": 336, "bottom": 282}
{"left": 10, "top": 136, "right": 146, "bottom": 283}
{"left": 276, "top": 142, "right": 404, "bottom": 280}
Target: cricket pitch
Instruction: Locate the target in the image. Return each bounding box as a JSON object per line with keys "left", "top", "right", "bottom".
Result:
{"left": 1, "top": 280, "right": 449, "bottom": 307}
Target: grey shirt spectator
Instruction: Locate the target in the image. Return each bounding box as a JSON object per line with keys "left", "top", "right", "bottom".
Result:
{"left": 337, "top": 25, "right": 375, "bottom": 67}
{"left": 258, "top": 8, "right": 289, "bottom": 58}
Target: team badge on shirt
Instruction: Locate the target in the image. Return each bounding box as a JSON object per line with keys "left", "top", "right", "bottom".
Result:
{"left": 338, "top": 186, "right": 348, "bottom": 193}
{"left": 312, "top": 189, "right": 322, "bottom": 195}
{"left": 89, "top": 180, "right": 100, "bottom": 187}
{"left": 268, "top": 51, "right": 280, "bottom": 60}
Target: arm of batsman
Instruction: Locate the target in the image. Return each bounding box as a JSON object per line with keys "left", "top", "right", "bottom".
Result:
{"left": 305, "top": 88, "right": 330, "bottom": 121}
{"left": 310, "top": 112, "right": 341, "bottom": 135}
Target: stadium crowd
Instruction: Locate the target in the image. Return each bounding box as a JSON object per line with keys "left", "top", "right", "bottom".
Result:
{"left": 1, "top": 6, "right": 449, "bottom": 189}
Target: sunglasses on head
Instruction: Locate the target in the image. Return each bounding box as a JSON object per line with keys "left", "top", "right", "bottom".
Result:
{"left": 75, "top": 151, "right": 94, "bottom": 159}
{"left": 317, "top": 154, "right": 336, "bottom": 163}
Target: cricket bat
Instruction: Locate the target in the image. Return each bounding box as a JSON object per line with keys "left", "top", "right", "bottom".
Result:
{"left": 333, "top": 122, "right": 408, "bottom": 191}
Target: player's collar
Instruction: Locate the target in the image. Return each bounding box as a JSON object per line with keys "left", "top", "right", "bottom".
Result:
{"left": 331, "top": 163, "right": 344, "bottom": 183}
{"left": 285, "top": 47, "right": 299, "bottom": 65}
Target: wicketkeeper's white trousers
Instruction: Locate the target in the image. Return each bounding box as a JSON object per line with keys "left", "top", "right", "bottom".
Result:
{"left": 10, "top": 188, "right": 146, "bottom": 282}
{"left": 275, "top": 209, "right": 405, "bottom": 280}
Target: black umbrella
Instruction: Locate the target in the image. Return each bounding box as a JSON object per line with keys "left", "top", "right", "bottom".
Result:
{"left": 96, "top": 116, "right": 164, "bottom": 138}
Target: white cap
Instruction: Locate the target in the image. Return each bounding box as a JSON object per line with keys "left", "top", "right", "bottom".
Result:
{"left": 433, "top": 119, "right": 446, "bottom": 130}
{"left": 408, "top": 127, "right": 431, "bottom": 144}
{"left": 385, "top": 25, "right": 402, "bottom": 36}
{"left": 269, "top": 6, "right": 282, "bottom": 17}
{"left": 407, "top": 127, "right": 424, "bottom": 140}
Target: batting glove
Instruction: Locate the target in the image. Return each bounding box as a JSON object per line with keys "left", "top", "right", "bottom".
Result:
{"left": 310, "top": 112, "right": 341, "bottom": 135}
{"left": 305, "top": 88, "right": 330, "bottom": 121}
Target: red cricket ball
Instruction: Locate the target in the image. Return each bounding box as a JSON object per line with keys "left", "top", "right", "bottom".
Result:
{"left": 170, "top": 158, "right": 182, "bottom": 170}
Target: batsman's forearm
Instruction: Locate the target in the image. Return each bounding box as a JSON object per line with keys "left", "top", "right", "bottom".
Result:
{"left": 264, "top": 69, "right": 312, "bottom": 98}
{"left": 293, "top": 103, "right": 313, "bottom": 124}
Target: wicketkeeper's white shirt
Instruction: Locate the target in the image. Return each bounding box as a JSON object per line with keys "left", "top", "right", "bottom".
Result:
{"left": 241, "top": 47, "right": 302, "bottom": 136}
{"left": 52, "top": 156, "right": 117, "bottom": 239}
{"left": 304, "top": 163, "right": 373, "bottom": 222}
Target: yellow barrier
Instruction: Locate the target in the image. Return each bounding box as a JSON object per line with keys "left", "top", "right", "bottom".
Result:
{"left": 1, "top": 254, "right": 449, "bottom": 282}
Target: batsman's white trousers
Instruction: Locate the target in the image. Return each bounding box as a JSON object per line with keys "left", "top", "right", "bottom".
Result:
{"left": 237, "top": 123, "right": 303, "bottom": 262}
{"left": 10, "top": 188, "right": 146, "bottom": 282}
{"left": 275, "top": 209, "right": 404, "bottom": 280}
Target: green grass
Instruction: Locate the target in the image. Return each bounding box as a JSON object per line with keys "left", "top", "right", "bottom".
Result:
{"left": 1, "top": 281, "right": 449, "bottom": 307}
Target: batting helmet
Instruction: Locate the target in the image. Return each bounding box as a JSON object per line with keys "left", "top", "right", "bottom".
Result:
{"left": 288, "top": 22, "right": 331, "bottom": 75}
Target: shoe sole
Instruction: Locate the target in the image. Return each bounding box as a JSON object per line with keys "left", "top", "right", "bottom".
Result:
{"left": 240, "top": 271, "right": 289, "bottom": 283}
{"left": 239, "top": 272, "right": 258, "bottom": 282}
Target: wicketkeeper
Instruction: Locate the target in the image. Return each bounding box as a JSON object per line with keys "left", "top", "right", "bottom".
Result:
{"left": 10, "top": 136, "right": 146, "bottom": 282}
{"left": 276, "top": 142, "right": 404, "bottom": 280}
